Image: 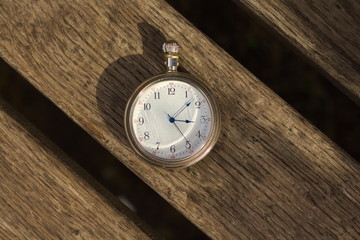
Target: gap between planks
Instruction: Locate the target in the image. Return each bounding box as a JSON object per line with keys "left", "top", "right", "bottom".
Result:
{"left": 233, "top": 0, "right": 360, "bottom": 105}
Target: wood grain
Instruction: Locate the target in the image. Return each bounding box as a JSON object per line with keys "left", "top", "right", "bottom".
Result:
{"left": 0, "top": 0, "right": 359, "bottom": 239}
{"left": 234, "top": 0, "right": 360, "bottom": 105}
{"left": 0, "top": 100, "right": 156, "bottom": 239}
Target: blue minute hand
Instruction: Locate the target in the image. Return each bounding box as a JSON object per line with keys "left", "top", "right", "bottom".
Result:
{"left": 172, "top": 98, "right": 194, "bottom": 118}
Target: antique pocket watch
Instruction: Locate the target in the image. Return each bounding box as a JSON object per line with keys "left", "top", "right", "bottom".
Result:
{"left": 124, "top": 41, "right": 220, "bottom": 168}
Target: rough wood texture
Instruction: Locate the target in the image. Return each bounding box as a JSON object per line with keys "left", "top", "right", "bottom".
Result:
{"left": 234, "top": 0, "right": 360, "bottom": 105}
{"left": 0, "top": 100, "right": 155, "bottom": 240}
{"left": 0, "top": 0, "right": 360, "bottom": 239}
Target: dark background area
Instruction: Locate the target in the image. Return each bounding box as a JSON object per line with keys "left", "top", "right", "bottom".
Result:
{"left": 0, "top": 0, "right": 359, "bottom": 239}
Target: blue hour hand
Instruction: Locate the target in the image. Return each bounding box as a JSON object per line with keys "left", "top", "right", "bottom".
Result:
{"left": 174, "top": 119, "right": 194, "bottom": 123}
{"left": 167, "top": 114, "right": 193, "bottom": 123}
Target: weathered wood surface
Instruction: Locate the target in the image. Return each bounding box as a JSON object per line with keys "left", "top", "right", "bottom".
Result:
{"left": 1, "top": 0, "right": 360, "bottom": 239}
{"left": 0, "top": 100, "right": 155, "bottom": 240}
{"left": 234, "top": 0, "right": 360, "bottom": 105}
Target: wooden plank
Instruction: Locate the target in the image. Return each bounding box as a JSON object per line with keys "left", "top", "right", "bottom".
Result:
{"left": 0, "top": 0, "right": 360, "bottom": 239}
{"left": 0, "top": 100, "right": 156, "bottom": 240}
{"left": 233, "top": 0, "right": 360, "bottom": 105}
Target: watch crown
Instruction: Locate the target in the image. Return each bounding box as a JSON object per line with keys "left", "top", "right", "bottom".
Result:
{"left": 162, "top": 41, "right": 180, "bottom": 54}
{"left": 163, "top": 41, "right": 180, "bottom": 72}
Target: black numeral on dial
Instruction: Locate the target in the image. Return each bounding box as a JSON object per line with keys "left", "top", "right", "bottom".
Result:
{"left": 200, "top": 116, "right": 206, "bottom": 123}
{"left": 144, "top": 132, "right": 150, "bottom": 140}
{"left": 195, "top": 101, "right": 201, "bottom": 108}
{"left": 154, "top": 92, "right": 160, "bottom": 99}
{"left": 168, "top": 87, "right": 175, "bottom": 95}
{"left": 170, "top": 145, "right": 176, "bottom": 153}
{"left": 196, "top": 130, "right": 201, "bottom": 138}
{"left": 144, "top": 103, "right": 151, "bottom": 110}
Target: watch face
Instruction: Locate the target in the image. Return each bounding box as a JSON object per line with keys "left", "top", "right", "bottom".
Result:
{"left": 125, "top": 73, "right": 220, "bottom": 168}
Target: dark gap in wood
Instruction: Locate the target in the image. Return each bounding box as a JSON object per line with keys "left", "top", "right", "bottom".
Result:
{"left": 166, "top": 0, "right": 360, "bottom": 161}
{"left": 0, "top": 58, "right": 209, "bottom": 240}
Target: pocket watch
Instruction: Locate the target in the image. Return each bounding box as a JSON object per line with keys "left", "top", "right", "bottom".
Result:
{"left": 124, "top": 41, "right": 220, "bottom": 168}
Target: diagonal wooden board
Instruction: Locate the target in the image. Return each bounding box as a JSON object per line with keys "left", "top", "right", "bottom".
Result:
{"left": 0, "top": 100, "right": 156, "bottom": 239}
{"left": 234, "top": 0, "right": 360, "bottom": 105}
{"left": 0, "top": 0, "right": 359, "bottom": 239}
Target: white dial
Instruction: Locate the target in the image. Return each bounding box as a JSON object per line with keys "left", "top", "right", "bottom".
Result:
{"left": 126, "top": 76, "right": 217, "bottom": 167}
